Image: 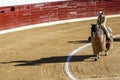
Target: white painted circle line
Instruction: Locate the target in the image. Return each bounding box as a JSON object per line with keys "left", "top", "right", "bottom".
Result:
{"left": 65, "top": 43, "right": 91, "bottom": 80}
{"left": 65, "top": 35, "right": 120, "bottom": 80}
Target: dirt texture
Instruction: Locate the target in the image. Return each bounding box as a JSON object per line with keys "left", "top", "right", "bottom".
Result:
{"left": 0, "top": 17, "right": 120, "bottom": 80}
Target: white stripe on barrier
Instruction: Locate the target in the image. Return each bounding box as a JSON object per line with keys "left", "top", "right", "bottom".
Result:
{"left": 0, "top": 14, "right": 120, "bottom": 35}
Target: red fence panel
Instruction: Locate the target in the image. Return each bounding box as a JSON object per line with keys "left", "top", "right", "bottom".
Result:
{"left": 0, "top": 0, "right": 120, "bottom": 30}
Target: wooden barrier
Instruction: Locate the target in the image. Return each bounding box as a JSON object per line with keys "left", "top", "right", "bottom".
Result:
{"left": 0, "top": 0, "right": 120, "bottom": 30}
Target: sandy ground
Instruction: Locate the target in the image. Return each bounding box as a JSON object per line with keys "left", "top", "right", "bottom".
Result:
{"left": 0, "top": 17, "right": 120, "bottom": 80}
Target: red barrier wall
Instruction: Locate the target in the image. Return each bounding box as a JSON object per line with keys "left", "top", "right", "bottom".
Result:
{"left": 0, "top": 0, "right": 120, "bottom": 30}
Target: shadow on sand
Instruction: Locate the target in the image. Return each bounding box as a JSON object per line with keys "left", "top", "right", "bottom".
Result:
{"left": 68, "top": 37, "right": 120, "bottom": 44}
{"left": 68, "top": 40, "right": 90, "bottom": 44}
{"left": 1, "top": 55, "right": 94, "bottom": 66}
{"left": 113, "top": 37, "right": 120, "bottom": 42}
{"left": 2, "top": 38, "right": 120, "bottom": 66}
